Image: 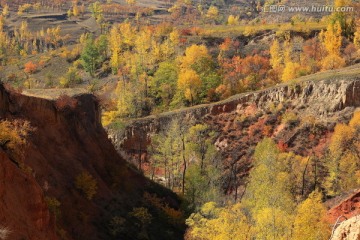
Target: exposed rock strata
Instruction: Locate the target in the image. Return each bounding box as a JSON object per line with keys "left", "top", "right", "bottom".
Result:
{"left": 331, "top": 215, "right": 360, "bottom": 240}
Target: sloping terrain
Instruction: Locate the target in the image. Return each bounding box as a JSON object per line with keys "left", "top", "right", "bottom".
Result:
{"left": 0, "top": 84, "right": 184, "bottom": 240}
{"left": 109, "top": 64, "right": 360, "bottom": 196}
{"left": 328, "top": 189, "right": 360, "bottom": 223}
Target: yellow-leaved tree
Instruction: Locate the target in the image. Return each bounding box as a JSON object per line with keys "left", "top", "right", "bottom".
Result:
{"left": 177, "top": 44, "right": 212, "bottom": 105}
{"left": 186, "top": 202, "right": 251, "bottom": 240}
{"left": 282, "top": 61, "right": 300, "bottom": 82}
{"left": 178, "top": 69, "right": 202, "bottom": 105}
{"left": 179, "top": 44, "right": 211, "bottom": 70}
{"left": 293, "top": 191, "right": 330, "bottom": 240}
{"left": 243, "top": 138, "right": 294, "bottom": 240}
{"left": 0, "top": 120, "right": 34, "bottom": 160}
{"left": 270, "top": 39, "right": 283, "bottom": 70}
{"left": 325, "top": 111, "right": 360, "bottom": 195}
{"left": 320, "top": 22, "right": 345, "bottom": 70}
{"left": 206, "top": 6, "right": 219, "bottom": 24}
{"left": 227, "top": 15, "right": 239, "bottom": 25}
{"left": 354, "top": 26, "right": 360, "bottom": 48}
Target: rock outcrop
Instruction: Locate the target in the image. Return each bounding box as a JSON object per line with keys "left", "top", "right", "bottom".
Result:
{"left": 328, "top": 190, "right": 360, "bottom": 223}
{"left": 331, "top": 215, "right": 360, "bottom": 240}
{"left": 0, "top": 150, "right": 56, "bottom": 240}
{"left": 109, "top": 75, "right": 360, "bottom": 194}
{"left": 111, "top": 77, "right": 360, "bottom": 152}
{"left": 0, "top": 84, "right": 183, "bottom": 240}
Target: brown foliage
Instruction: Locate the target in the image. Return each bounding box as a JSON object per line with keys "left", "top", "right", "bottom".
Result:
{"left": 55, "top": 95, "right": 78, "bottom": 111}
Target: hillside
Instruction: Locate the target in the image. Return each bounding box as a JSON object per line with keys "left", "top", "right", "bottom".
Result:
{"left": 108, "top": 64, "right": 360, "bottom": 198}
{"left": 0, "top": 83, "right": 185, "bottom": 240}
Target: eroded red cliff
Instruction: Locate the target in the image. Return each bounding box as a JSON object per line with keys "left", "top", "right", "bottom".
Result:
{"left": 109, "top": 77, "right": 360, "bottom": 196}
{"left": 0, "top": 84, "right": 183, "bottom": 240}
{"left": 0, "top": 150, "right": 56, "bottom": 240}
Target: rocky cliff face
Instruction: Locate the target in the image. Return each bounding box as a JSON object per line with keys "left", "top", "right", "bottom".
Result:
{"left": 331, "top": 215, "right": 360, "bottom": 240}
{"left": 0, "top": 150, "right": 56, "bottom": 240}
{"left": 0, "top": 84, "right": 183, "bottom": 240}
{"left": 328, "top": 190, "right": 360, "bottom": 223}
{"left": 109, "top": 77, "right": 360, "bottom": 194}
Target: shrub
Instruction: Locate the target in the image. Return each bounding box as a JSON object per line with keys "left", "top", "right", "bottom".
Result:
{"left": 144, "top": 192, "right": 183, "bottom": 225}
{"left": 24, "top": 61, "right": 38, "bottom": 74}
{"left": 102, "top": 111, "right": 118, "bottom": 126}
{"left": 45, "top": 196, "right": 61, "bottom": 218}
{"left": 75, "top": 171, "right": 98, "bottom": 200}
{"left": 281, "top": 111, "right": 298, "bottom": 125}
{"left": 244, "top": 26, "right": 256, "bottom": 36}
{"left": 180, "top": 28, "right": 192, "bottom": 36}
{"left": 130, "top": 207, "right": 152, "bottom": 226}
{"left": 59, "top": 77, "right": 70, "bottom": 88}
{"left": 0, "top": 120, "right": 34, "bottom": 158}
{"left": 109, "top": 216, "right": 126, "bottom": 236}
{"left": 227, "top": 15, "right": 239, "bottom": 25}
{"left": 60, "top": 47, "right": 81, "bottom": 63}
{"left": 59, "top": 67, "right": 82, "bottom": 88}
{"left": 55, "top": 95, "right": 78, "bottom": 111}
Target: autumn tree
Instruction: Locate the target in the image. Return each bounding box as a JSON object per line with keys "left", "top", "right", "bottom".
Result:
{"left": 320, "top": 22, "right": 346, "bottom": 70}
{"left": 354, "top": 26, "right": 360, "bottom": 48}
{"left": 282, "top": 61, "right": 301, "bottom": 82}
{"left": 269, "top": 39, "right": 283, "bottom": 71}
{"left": 186, "top": 202, "right": 251, "bottom": 240}
{"left": 293, "top": 191, "right": 330, "bottom": 240}
{"left": 2, "top": 4, "right": 9, "bottom": 18}
{"left": 324, "top": 111, "right": 360, "bottom": 195}
{"left": 243, "top": 138, "right": 294, "bottom": 239}
{"left": 177, "top": 69, "right": 201, "bottom": 105}
{"left": 24, "top": 61, "right": 38, "bottom": 74}
{"left": 227, "top": 15, "right": 239, "bottom": 25}
{"left": 206, "top": 6, "right": 219, "bottom": 24}
{"left": 106, "top": 22, "right": 182, "bottom": 117}
{"left": 113, "top": 77, "right": 141, "bottom": 118}
{"left": 17, "top": 4, "right": 32, "bottom": 16}
{"left": 130, "top": 207, "right": 152, "bottom": 239}
{"left": 89, "top": 1, "right": 103, "bottom": 22}
{"left": 0, "top": 120, "right": 34, "bottom": 160}
{"left": 148, "top": 118, "right": 191, "bottom": 194}
{"left": 179, "top": 44, "right": 211, "bottom": 70}
{"left": 281, "top": 37, "right": 307, "bottom": 82}
{"left": 75, "top": 171, "right": 98, "bottom": 200}
{"left": 277, "top": 152, "right": 318, "bottom": 198}
{"left": 240, "top": 55, "right": 270, "bottom": 90}
{"left": 149, "top": 61, "right": 178, "bottom": 109}
{"left": 148, "top": 120, "right": 182, "bottom": 189}
{"left": 185, "top": 124, "right": 222, "bottom": 209}
{"left": 302, "top": 36, "right": 326, "bottom": 73}
{"left": 331, "top": 0, "right": 355, "bottom": 39}
{"left": 72, "top": 1, "right": 79, "bottom": 17}
{"left": 81, "top": 37, "right": 102, "bottom": 77}
{"left": 126, "top": 0, "right": 136, "bottom": 6}
{"left": 176, "top": 44, "right": 220, "bottom": 103}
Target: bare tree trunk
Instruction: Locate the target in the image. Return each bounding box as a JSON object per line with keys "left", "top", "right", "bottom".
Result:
{"left": 314, "top": 156, "right": 317, "bottom": 191}
{"left": 302, "top": 156, "right": 311, "bottom": 196}
{"left": 138, "top": 141, "right": 142, "bottom": 172}
{"left": 181, "top": 135, "right": 186, "bottom": 195}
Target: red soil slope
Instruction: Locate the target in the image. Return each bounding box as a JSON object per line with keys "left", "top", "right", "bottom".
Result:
{"left": 328, "top": 190, "right": 360, "bottom": 223}
{"left": 0, "top": 84, "right": 183, "bottom": 240}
